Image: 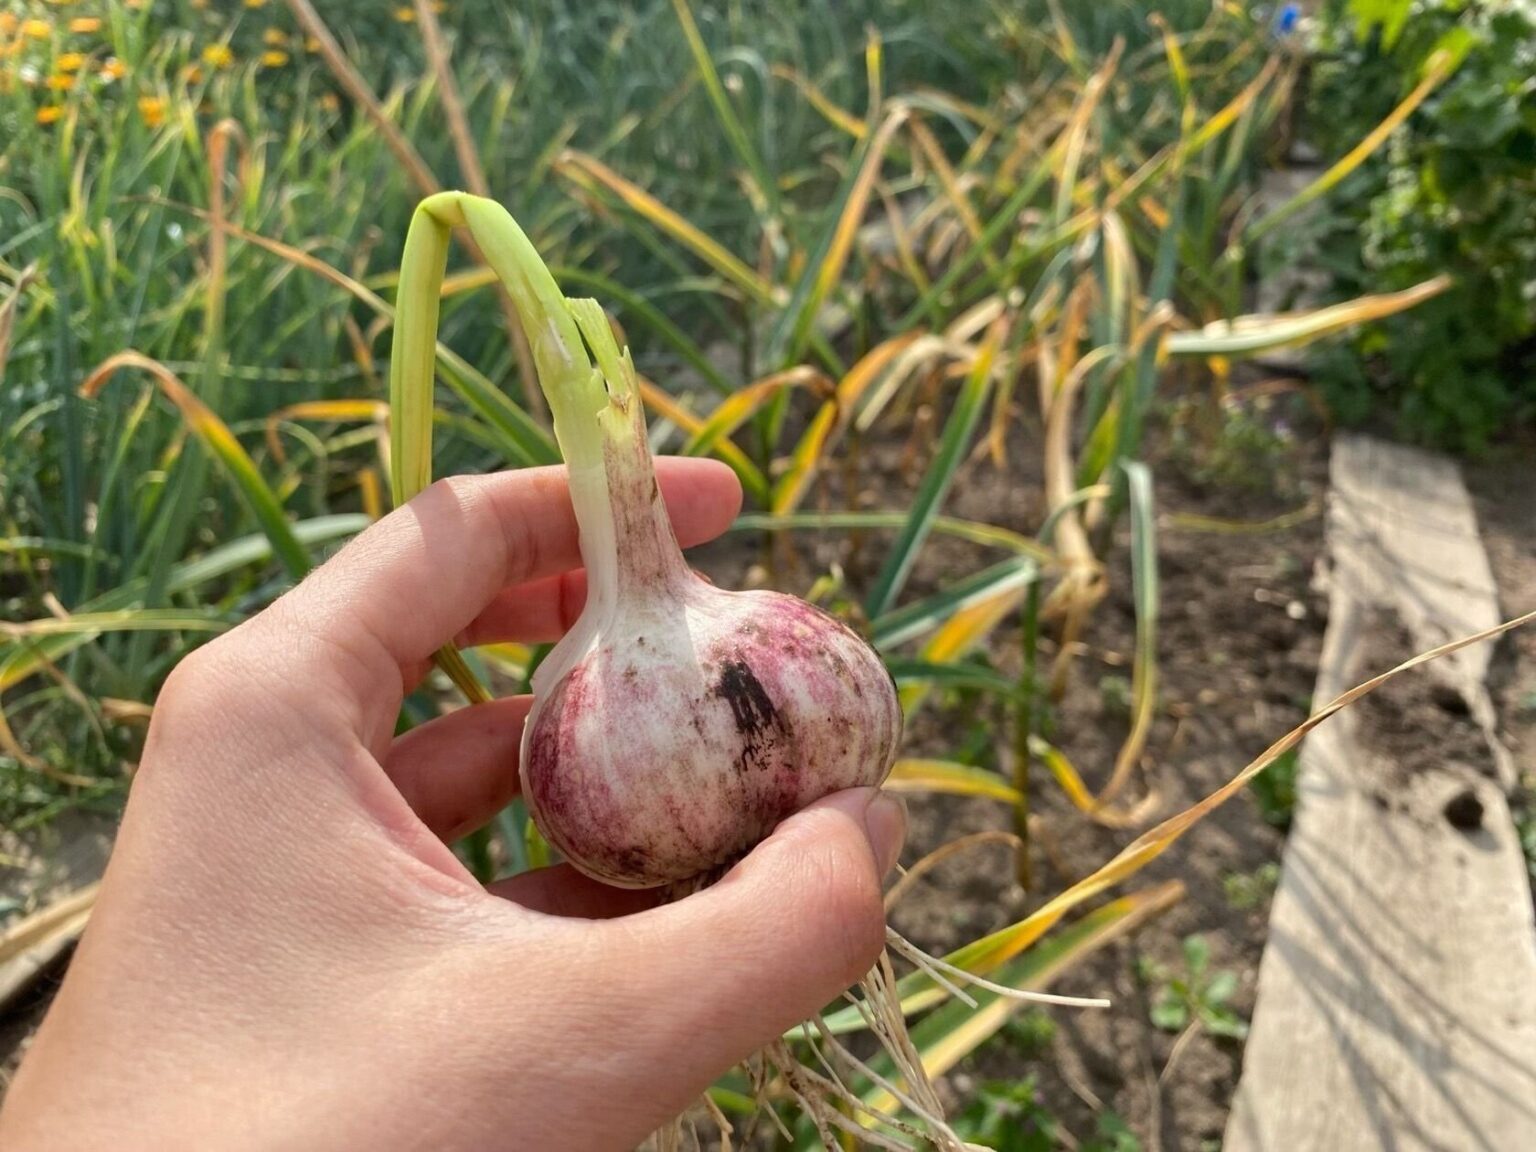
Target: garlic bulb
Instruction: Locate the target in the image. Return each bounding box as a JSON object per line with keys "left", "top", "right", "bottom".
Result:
{"left": 517, "top": 298, "right": 901, "bottom": 888}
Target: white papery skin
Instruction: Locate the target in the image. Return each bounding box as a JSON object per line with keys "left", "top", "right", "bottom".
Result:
{"left": 518, "top": 315, "right": 901, "bottom": 888}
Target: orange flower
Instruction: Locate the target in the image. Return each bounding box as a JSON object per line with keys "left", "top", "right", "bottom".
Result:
{"left": 303, "top": 36, "right": 321, "bottom": 53}
{"left": 260, "top": 49, "right": 288, "bottom": 67}
{"left": 138, "top": 95, "right": 165, "bottom": 127}
{"left": 262, "top": 28, "right": 287, "bottom": 46}
{"left": 319, "top": 91, "right": 340, "bottom": 112}
{"left": 56, "top": 52, "right": 86, "bottom": 72}
{"left": 36, "top": 105, "right": 64, "bottom": 125}
{"left": 46, "top": 72, "right": 75, "bottom": 90}
{"left": 23, "top": 19, "right": 53, "bottom": 39}
{"left": 201, "top": 43, "right": 233, "bottom": 68}
{"left": 99, "top": 57, "right": 127, "bottom": 80}
{"left": 182, "top": 63, "right": 203, "bottom": 84}
{"left": 243, "top": 0, "right": 268, "bottom": 7}
{"left": 393, "top": 7, "right": 415, "bottom": 23}
{"left": 68, "top": 17, "right": 102, "bottom": 33}
{"left": 0, "top": 15, "right": 18, "bottom": 35}
{"left": 190, "top": 0, "right": 208, "bottom": 9}
{"left": 125, "top": 0, "right": 148, "bottom": 8}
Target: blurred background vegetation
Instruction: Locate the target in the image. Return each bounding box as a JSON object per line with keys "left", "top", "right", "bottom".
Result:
{"left": 2, "top": 0, "right": 1531, "bottom": 1140}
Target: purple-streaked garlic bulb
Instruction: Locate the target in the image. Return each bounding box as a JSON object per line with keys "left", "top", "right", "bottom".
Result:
{"left": 517, "top": 297, "right": 901, "bottom": 889}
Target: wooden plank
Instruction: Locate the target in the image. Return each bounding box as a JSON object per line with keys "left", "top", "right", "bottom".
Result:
{"left": 1226, "top": 434, "right": 1536, "bottom": 1152}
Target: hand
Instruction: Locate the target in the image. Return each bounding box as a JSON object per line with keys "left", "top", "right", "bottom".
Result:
{"left": 0, "top": 461, "right": 906, "bottom": 1152}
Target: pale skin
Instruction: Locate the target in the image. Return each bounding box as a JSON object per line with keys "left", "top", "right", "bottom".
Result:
{"left": 0, "top": 458, "right": 906, "bottom": 1151}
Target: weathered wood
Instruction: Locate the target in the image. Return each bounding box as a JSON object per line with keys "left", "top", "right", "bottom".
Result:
{"left": 1226, "top": 435, "right": 1536, "bottom": 1151}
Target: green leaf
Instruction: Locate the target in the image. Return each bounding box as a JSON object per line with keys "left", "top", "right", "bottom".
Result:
{"left": 865, "top": 337, "right": 996, "bottom": 618}
{"left": 884, "top": 658, "right": 1017, "bottom": 697}
{"left": 1150, "top": 994, "right": 1188, "bottom": 1033}
{"left": 1205, "top": 970, "right": 1239, "bottom": 1006}
{"left": 1182, "top": 934, "right": 1211, "bottom": 976}
{"left": 870, "top": 556, "right": 1037, "bottom": 651}
{"left": 1203, "top": 1007, "right": 1251, "bottom": 1040}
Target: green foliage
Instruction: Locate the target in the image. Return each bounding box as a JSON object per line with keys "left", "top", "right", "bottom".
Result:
{"left": 1222, "top": 861, "right": 1282, "bottom": 911}
{"left": 1167, "top": 398, "right": 1294, "bottom": 495}
{"left": 1512, "top": 781, "right": 1536, "bottom": 888}
{"left": 1140, "top": 934, "right": 1249, "bottom": 1041}
{"left": 1098, "top": 673, "right": 1134, "bottom": 719}
{"left": 998, "top": 1007, "right": 1057, "bottom": 1059}
{"left": 951, "top": 1078, "right": 1058, "bottom": 1152}
{"left": 1247, "top": 745, "right": 1299, "bottom": 829}
{"left": 1293, "top": 0, "right": 1536, "bottom": 450}
{"left": 1084, "top": 1113, "right": 1144, "bottom": 1152}
{"left": 952, "top": 1075, "right": 1145, "bottom": 1152}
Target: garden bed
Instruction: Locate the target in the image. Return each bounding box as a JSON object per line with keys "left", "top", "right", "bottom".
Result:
{"left": 671, "top": 395, "right": 1332, "bottom": 1147}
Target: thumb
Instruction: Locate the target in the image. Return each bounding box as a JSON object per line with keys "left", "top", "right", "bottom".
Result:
{"left": 602, "top": 787, "right": 906, "bottom": 1096}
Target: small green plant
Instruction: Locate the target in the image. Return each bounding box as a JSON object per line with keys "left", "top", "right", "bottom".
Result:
{"left": 1222, "top": 861, "right": 1282, "bottom": 911}
{"left": 1084, "top": 1113, "right": 1144, "bottom": 1152}
{"left": 1248, "top": 746, "right": 1300, "bottom": 829}
{"left": 950, "top": 1078, "right": 1057, "bottom": 1152}
{"left": 1098, "top": 674, "right": 1134, "bottom": 719}
{"left": 1168, "top": 399, "right": 1294, "bottom": 496}
{"left": 1141, "top": 935, "right": 1249, "bottom": 1041}
{"left": 1512, "top": 782, "right": 1536, "bottom": 887}
{"left": 999, "top": 1007, "right": 1058, "bottom": 1059}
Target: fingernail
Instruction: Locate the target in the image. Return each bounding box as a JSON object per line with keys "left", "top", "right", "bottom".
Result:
{"left": 863, "top": 792, "right": 907, "bottom": 878}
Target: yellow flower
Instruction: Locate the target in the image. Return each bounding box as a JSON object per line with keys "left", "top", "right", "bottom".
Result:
{"left": 138, "top": 96, "right": 165, "bottom": 127}
{"left": 262, "top": 28, "right": 287, "bottom": 46}
{"left": 201, "top": 43, "right": 233, "bottom": 69}
{"left": 100, "top": 57, "right": 127, "bottom": 80}
{"left": 244, "top": 0, "right": 267, "bottom": 7}
{"left": 24, "top": 19, "right": 53, "bottom": 39}
{"left": 260, "top": 49, "right": 288, "bottom": 67}
{"left": 394, "top": 7, "right": 415, "bottom": 23}
{"left": 319, "top": 91, "right": 340, "bottom": 112}
{"left": 303, "top": 36, "right": 321, "bottom": 53}
{"left": 46, "top": 72, "right": 75, "bottom": 90}
{"left": 68, "top": 17, "right": 102, "bottom": 33}
{"left": 56, "top": 52, "right": 86, "bottom": 72}
{"left": 36, "top": 105, "right": 64, "bottom": 125}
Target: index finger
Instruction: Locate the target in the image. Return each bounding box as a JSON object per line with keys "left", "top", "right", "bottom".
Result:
{"left": 254, "top": 458, "right": 740, "bottom": 714}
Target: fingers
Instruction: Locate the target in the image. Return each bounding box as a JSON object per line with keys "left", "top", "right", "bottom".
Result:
{"left": 588, "top": 789, "right": 907, "bottom": 1094}
{"left": 488, "top": 865, "right": 660, "bottom": 920}
{"left": 458, "top": 570, "right": 588, "bottom": 647}
{"left": 251, "top": 459, "right": 740, "bottom": 738}
{"left": 382, "top": 696, "right": 531, "bottom": 841}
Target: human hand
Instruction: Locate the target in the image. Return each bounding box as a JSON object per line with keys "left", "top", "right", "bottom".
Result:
{"left": 0, "top": 461, "right": 906, "bottom": 1151}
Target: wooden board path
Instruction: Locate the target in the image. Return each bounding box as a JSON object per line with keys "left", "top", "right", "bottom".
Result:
{"left": 1225, "top": 435, "right": 1536, "bottom": 1151}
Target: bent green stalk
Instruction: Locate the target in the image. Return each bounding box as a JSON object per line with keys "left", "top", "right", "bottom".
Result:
{"left": 389, "top": 192, "right": 654, "bottom": 704}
